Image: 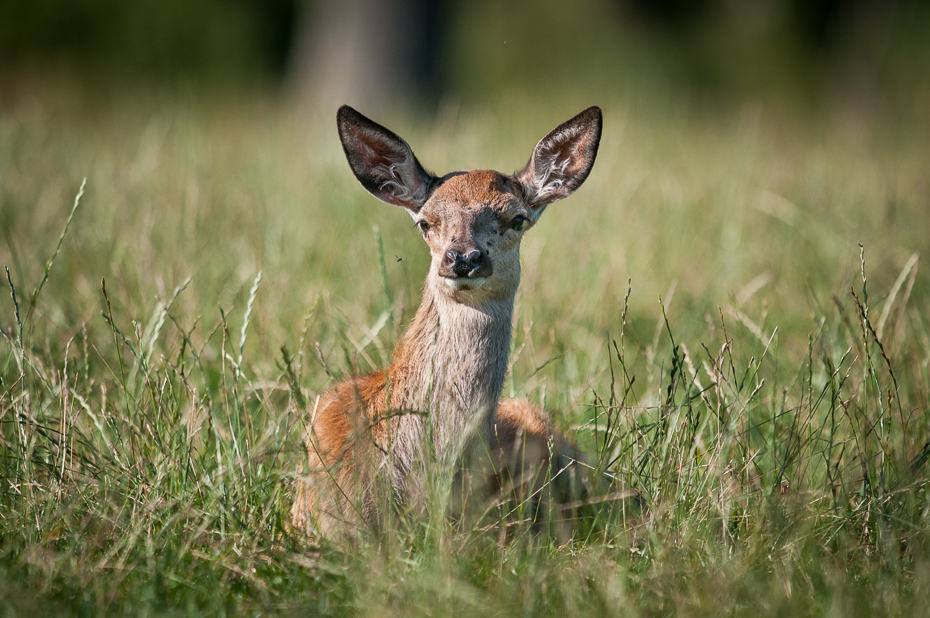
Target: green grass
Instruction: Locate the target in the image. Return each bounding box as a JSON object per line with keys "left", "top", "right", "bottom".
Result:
{"left": 2, "top": 83, "right": 930, "bottom": 616}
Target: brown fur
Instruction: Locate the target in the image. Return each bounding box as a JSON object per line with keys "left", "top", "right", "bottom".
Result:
{"left": 291, "top": 105, "right": 602, "bottom": 538}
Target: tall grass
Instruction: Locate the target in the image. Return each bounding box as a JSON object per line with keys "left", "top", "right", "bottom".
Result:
{"left": 1, "top": 85, "right": 929, "bottom": 615}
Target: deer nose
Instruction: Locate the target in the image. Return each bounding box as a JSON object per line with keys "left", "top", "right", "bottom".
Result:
{"left": 445, "top": 249, "right": 484, "bottom": 276}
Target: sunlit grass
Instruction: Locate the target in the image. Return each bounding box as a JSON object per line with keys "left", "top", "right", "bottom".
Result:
{"left": 1, "top": 84, "right": 929, "bottom": 615}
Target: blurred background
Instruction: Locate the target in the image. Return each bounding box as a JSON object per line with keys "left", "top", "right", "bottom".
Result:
{"left": 1, "top": 0, "right": 930, "bottom": 366}
{"left": 2, "top": 0, "right": 930, "bottom": 114}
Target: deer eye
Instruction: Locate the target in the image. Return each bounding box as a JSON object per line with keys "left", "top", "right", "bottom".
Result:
{"left": 509, "top": 215, "right": 528, "bottom": 231}
{"left": 417, "top": 220, "right": 430, "bottom": 233}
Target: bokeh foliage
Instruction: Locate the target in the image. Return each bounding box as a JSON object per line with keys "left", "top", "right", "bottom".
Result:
{"left": 3, "top": 0, "right": 930, "bottom": 106}
{"left": 0, "top": 0, "right": 296, "bottom": 82}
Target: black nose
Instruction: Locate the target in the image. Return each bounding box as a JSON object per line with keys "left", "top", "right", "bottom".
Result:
{"left": 445, "top": 249, "right": 484, "bottom": 276}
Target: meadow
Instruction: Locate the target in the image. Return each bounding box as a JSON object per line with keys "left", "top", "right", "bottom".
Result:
{"left": 1, "top": 83, "right": 929, "bottom": 616}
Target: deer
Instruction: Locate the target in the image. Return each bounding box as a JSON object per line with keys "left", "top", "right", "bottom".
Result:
{"left": 291, "top": 104, "right": 602, "bottom": 539}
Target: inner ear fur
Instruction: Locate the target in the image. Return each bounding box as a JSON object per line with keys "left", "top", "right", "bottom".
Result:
{"left": 337, "top": 105, "right": 435, "bottom": 214}
{"left": 514, "top": 106, "right": 602, "bottom": 209}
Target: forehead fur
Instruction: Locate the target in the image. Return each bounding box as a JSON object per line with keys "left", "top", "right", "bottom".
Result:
{"left": 424, "top": 170, "right": 521, "bottom": 213}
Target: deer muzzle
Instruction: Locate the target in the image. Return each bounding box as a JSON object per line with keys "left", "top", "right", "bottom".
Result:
{"left": 440, "top": 249, "right": 492, "bottom": 290}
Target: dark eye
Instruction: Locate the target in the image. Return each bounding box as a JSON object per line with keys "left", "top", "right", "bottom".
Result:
{"left": 510, "top": 215, "right": 528, "bottom": 231}
{"left": 417, "top": 220, "right": 430, "bottom": 233}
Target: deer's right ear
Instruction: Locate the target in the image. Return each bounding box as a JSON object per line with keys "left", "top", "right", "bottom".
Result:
{"left": 337, "top": 106, "right": 435, "bottom": 215}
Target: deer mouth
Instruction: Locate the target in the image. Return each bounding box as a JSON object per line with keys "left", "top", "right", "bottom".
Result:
{"left": 443, "top": 276, "right": 488, "bottom": 291}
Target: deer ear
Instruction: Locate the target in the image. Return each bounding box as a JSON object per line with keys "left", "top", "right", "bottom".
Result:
{"left": 337, "top": 105, "right": 435, "bottom": 215}
{"left": 514, "top": 106, "right": 602, "bottom": 213}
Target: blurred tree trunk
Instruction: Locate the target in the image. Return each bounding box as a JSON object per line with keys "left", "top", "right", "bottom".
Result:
{"left": 287, "top": 0, "right": 442, "bottom": 111}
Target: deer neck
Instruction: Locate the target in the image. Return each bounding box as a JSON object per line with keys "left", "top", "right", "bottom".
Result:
{"left": 387, "top": 279, "right": 515, "bottom": 462}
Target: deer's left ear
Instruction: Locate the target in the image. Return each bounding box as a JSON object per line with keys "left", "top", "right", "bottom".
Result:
{"left": 513, "top": 106, "right": 602, "bottom": 215}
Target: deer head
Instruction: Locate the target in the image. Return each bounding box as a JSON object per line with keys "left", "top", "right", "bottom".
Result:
{"left": 336, "top": 105, "right": 602, "bottom": 304}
